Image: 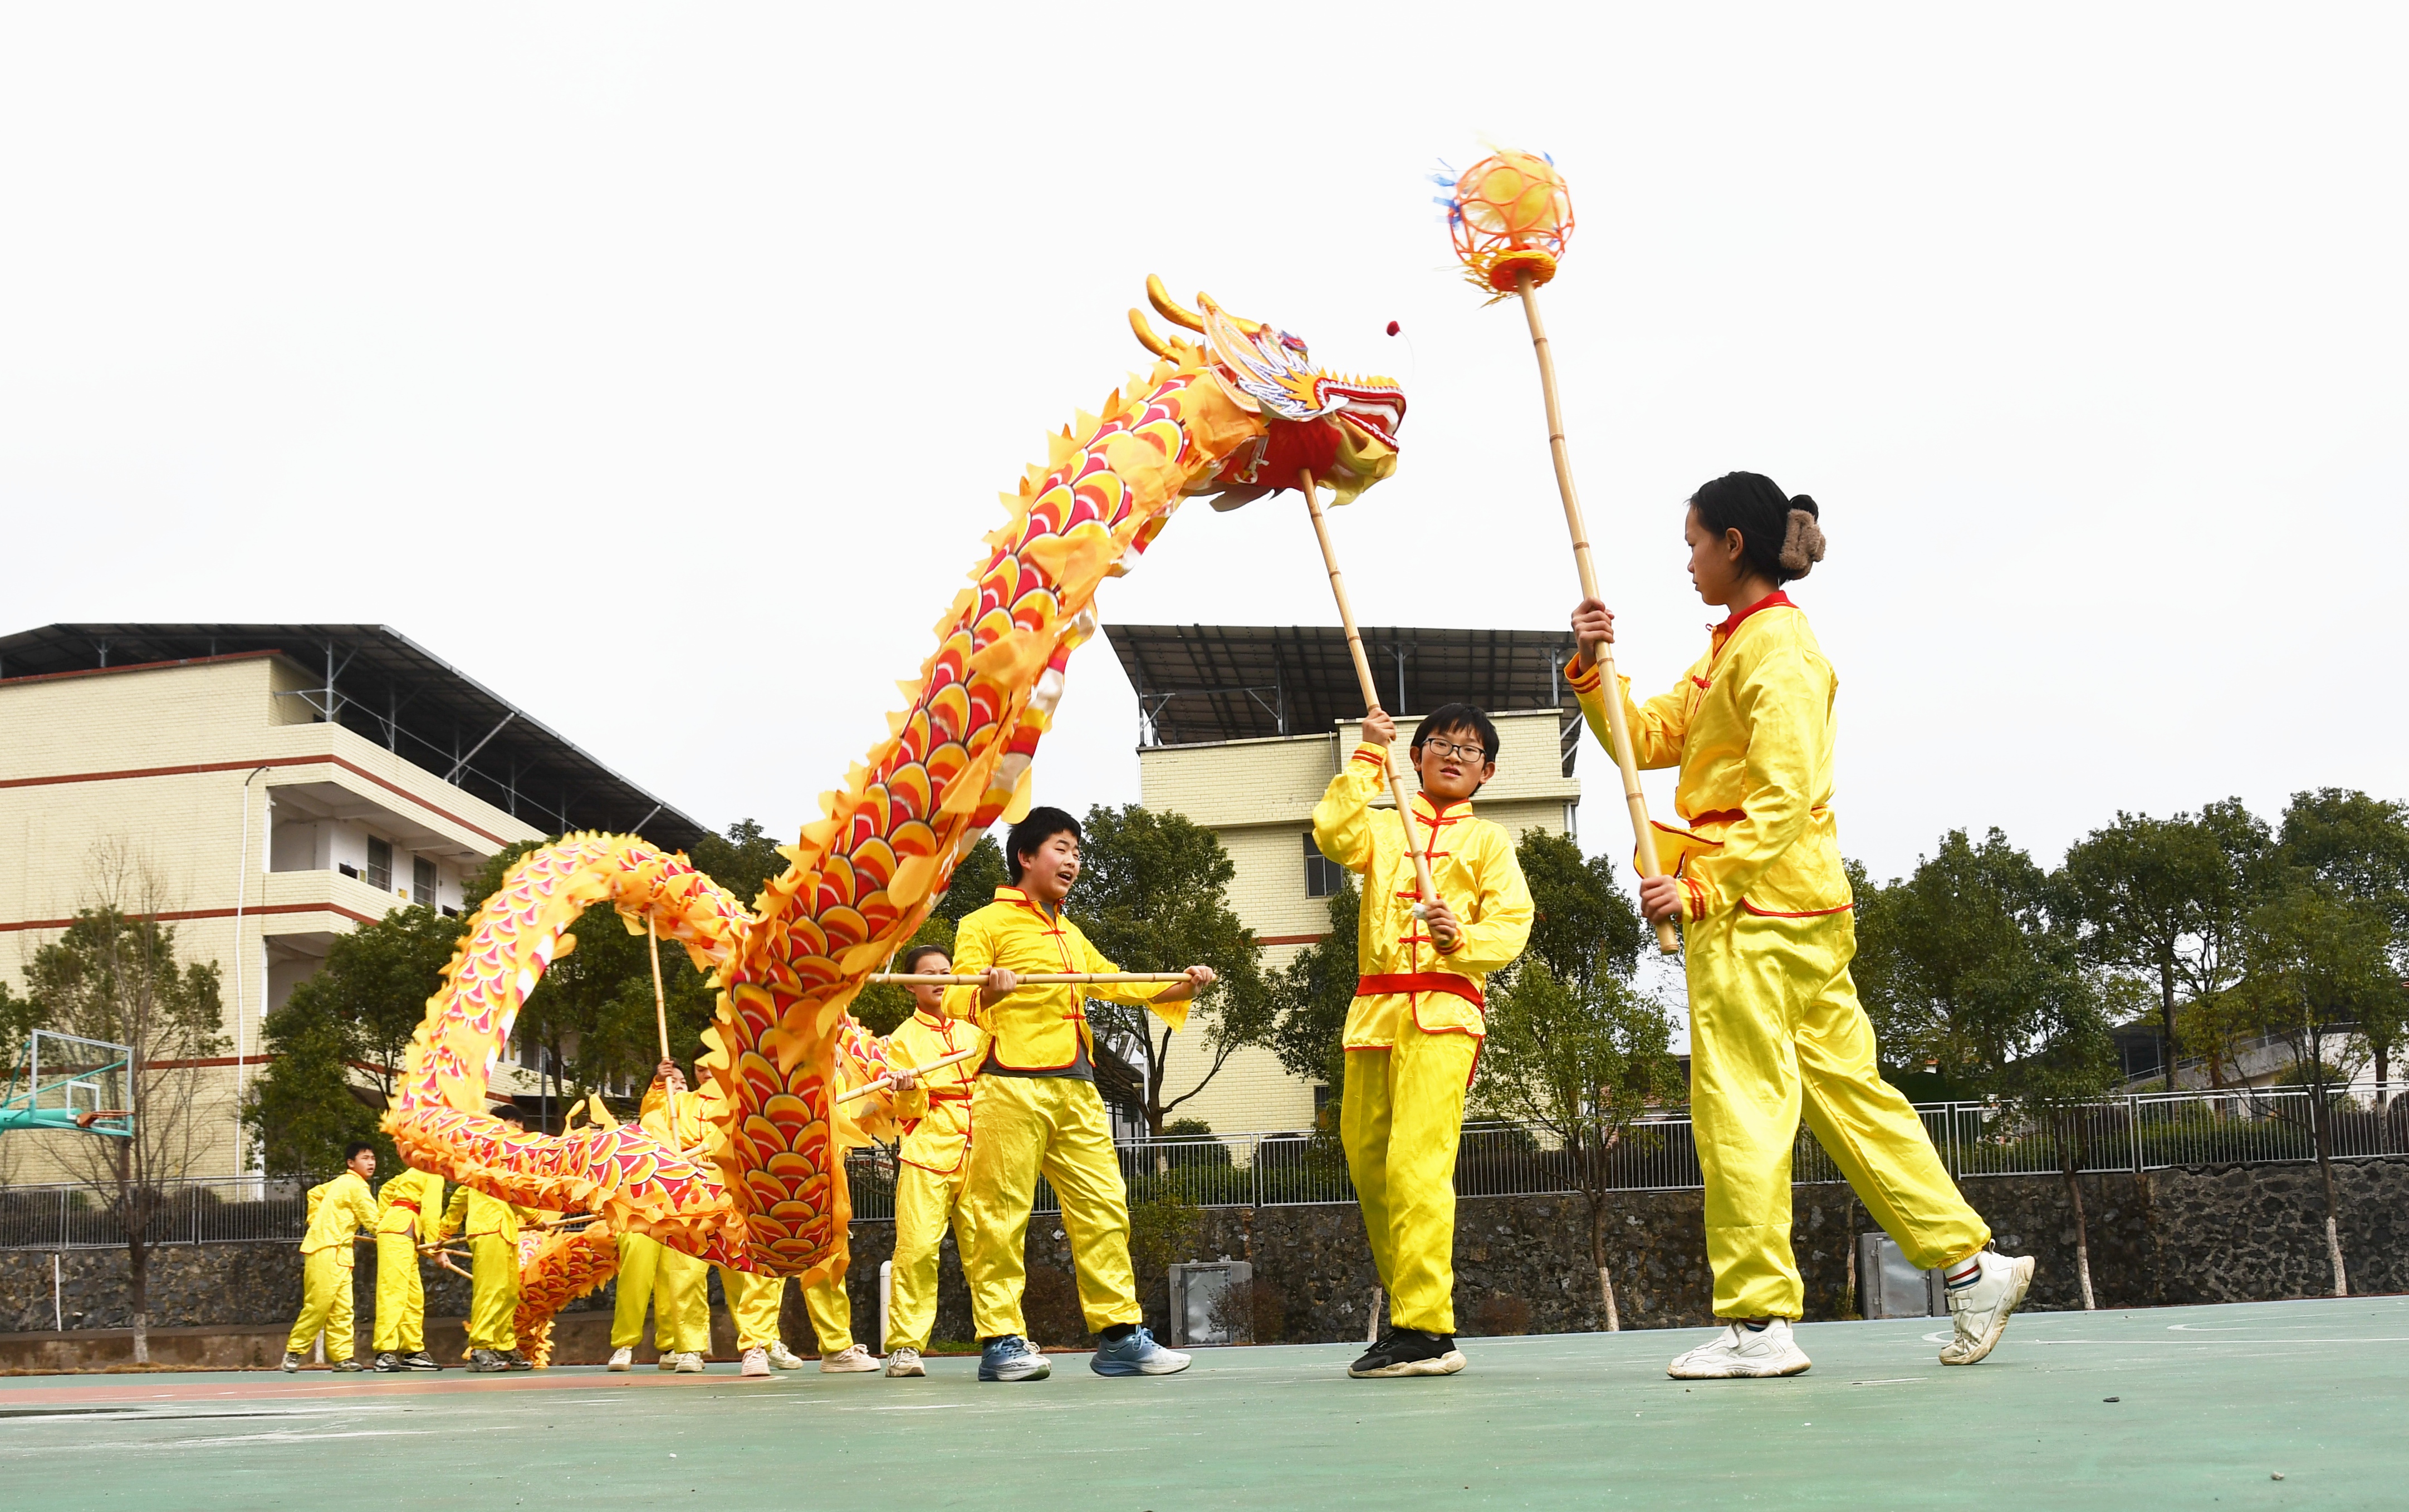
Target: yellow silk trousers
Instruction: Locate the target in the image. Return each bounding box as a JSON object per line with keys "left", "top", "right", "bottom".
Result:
{"left": 1341, "top": 1018, "right": 1480, "bottom": 1335}
{"left": 963, "top": 1075, "right": 1140, "bottom": 1340}
{"left": 1687, "top": 906, "right": 1989, "bottom": 1319}
{"left": 611, "top": 1233, "right": 709, "bottom": 1353}
{"left": 464, "top": 1234, "right": 520, "bottom": 1351}
{"left": 286, "top": 1248, "right": 358, "bottom": 1360}
{"left": 885, "top": 1163, "right": 972, "bottom": 1352}
{"left": 371, "top": 1232, "right": 425, "bottom": 1353}
{"left": 802, "top": 1273, "right": 851, "bottom": 1353}
{"left": 711, "top": 1268, "right": 809, "bottom": 1352}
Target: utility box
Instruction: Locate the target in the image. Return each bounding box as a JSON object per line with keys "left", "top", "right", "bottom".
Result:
{"left": 1167, "top": 1261, "right": 1252, "bottom": 1347}
{"left": 1858, "top": 1234, "right": 1946, "bottom": 1318}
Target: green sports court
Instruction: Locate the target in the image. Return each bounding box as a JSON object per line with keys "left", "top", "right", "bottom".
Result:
{"left": 3, "top": 1297, "right": 2397, "bottom": 1510}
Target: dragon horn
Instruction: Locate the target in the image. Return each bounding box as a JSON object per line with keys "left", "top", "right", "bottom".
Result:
{"left": 1145, "top": 274, "right": 1206, "bottom": 332}
{"left": 1129, "top": 307, "right": 1179, "bottom": 360}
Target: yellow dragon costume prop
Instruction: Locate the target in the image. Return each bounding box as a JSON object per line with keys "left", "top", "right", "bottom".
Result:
{"left": 384, "top": 282, "right": 1406, "bottom": 1318}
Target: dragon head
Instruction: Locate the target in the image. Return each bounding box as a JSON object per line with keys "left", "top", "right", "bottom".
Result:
{"left": 1129, "top": 276, "right": 1406, "bottom": 508}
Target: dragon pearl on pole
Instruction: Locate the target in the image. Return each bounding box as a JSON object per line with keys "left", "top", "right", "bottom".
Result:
{"left": 1443, "top": 149, "right": 1680, "bottom": 955}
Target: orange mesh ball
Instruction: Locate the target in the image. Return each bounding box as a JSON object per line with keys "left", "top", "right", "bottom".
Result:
{"left": 1447, "top": 149, "right": 1575, "bottom": 295}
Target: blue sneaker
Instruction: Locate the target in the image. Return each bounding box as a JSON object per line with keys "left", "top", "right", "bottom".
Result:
{"left": 977, "top": 1336, "right": 1051, "bottom": 1382}
{"left": 1089, "top": 1326, "right": 1191, "bottom": 1377}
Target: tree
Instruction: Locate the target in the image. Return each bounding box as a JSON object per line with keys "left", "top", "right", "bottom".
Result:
{"left": 1266, "top": 878, "right": 1359, "bottom": 1123}
{"left": 1516, "top": 831, "right": 1646, "bottom": 987}
{"left": 1855, "top": 828, "right": 2065, "bottom": 1091}
{"left": 1069, "top": 804, "right": 1272, "bottom": 1136}
{"left": 21, "top": 847, "right": 225, "bottom": 1363}
{"left": 2228, "top": 886, "right": 2393, "bottom": 1297}
{"left": 2000, "top": 976, "right": 2123, "bottom": 1310}
{"left": 2276, "top": 789, "right": 2409, "bottom": 1104}
{"left": 2059, "top": 802, "right": 2268, "bottom": 1091}
{"left": 1473, "top": 961, "right": 1680, "bottom": 1331}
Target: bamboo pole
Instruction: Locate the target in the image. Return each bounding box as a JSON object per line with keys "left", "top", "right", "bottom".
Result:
{"left": 1514, "top": 269, "right": 1679, "bottom": 955}
{"left": 1297, "top": 470, "right": 1440, "bottom": 917}
{"left": 864, "top": 971, "right": 1195, "bottom": 986}
{"left": 835, "top": 1043, "right": 985, "bottom": 1105}
{"left": 647, "top": 917, "right": 672, "bottom": 1063}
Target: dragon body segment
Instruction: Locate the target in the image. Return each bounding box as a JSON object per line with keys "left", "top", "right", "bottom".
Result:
{"left": 385, "top": 284, "right": 1402, "bottom": 1290}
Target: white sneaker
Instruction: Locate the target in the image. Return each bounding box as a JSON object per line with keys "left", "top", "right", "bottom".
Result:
{"left": 606, "top": 1347, "right": 633, "bottom": 1372}
{"left": 280, "top": 1352, "right": 302, "bottom": 1373}
{"left": 1666, "top": 1319, "right": 1812, "bottom": 1379}
{"left": 656, "top": 1351, "right": 677, "bottom": 1371}
{"left": 767, "top": 1342, "right": 806, "bottom": 1371}
{"left": 819, "top": 1344, "right": 879, "bottom": 1373}
{"left": 673, "top": 1351, "right": 707, "bottom": 1373}
{"left": 884, "top": 1346, "right": 926, "bottom": 1378}
{"left": 1940, "top": 1251, "right": 2036, "bottom": 1366}
{"left": 740, "top": 1347, "right": 771, "bottom": 1378}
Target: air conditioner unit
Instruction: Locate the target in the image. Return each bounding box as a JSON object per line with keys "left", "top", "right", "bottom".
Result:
{"left": 1167, "top": 1261, "right": 1252, "bottom": 1347}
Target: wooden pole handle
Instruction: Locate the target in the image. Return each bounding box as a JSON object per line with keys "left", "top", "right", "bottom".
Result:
{"left": 647, "top": 917, "right": 672, "bottom": 1063}
{"left": 1299, "top": 470, "right": 1441, "bottom": 913}
{"left": 864, "top": 972, "right": 1194, "bottom": 985}
{"left": 836, "top": 1043, "right": 985, "bottom": 1104}
{"left": 1515, "top": 271, "right": 1679, "bottom": 955}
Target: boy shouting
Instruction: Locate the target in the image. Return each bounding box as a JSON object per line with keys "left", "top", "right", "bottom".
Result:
{"left": 1315, "top": 705, "right": 1531, "bottom": 1379}
{"left": 948, "top": 807, "right": 1216, "bottom": 1383}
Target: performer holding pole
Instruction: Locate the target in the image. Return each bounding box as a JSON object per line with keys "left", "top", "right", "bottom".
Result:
{"left": 436, "top": 1108, "right": 538, "bottom": 1372}
{"left": 1564, "top": 472, "right": 2032, "bottom": 1377}
{"left": 370, "top": 1160, "right": 445, "bottom": 1371}
{"left": 952, "top": 806, "right": 1215, "bottom": 1383}
{"left": 281, "top": 1141, "right": 380, "bottom": 1372}
{"left": 877, "top": 944, "right": 988, "bottom": 1378}
{"left": 1443, "top": 148, "right": 1677, "bottom": 955}
{"left": 606, "top": 1062, "right": 713, "bottom": 1373}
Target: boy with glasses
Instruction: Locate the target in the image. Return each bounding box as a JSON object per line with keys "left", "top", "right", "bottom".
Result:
{"left": 1314, "top": 704, "right": 1532, "bottom": 1378}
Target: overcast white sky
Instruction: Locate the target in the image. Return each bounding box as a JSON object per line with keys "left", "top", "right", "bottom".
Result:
{"left": 3, "top": 6, "right": 2402, "bottom": 890}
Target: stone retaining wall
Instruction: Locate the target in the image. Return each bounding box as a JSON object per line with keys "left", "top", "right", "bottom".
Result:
{"left": 4, "top": 1159, "right": 2401, "bottom": 1360}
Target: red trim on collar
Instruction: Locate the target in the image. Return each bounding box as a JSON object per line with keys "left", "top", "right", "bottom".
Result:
{"left": 1711, "top": 590, "right": 1793, "bottom": 640}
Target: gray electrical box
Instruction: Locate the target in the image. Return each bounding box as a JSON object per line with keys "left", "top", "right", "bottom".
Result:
{"left": 1167, "top": 1261, "right": 1252, "bottom": 1347}
{"left": 1858, "top": 1234, "right": 1947, "bottom": 1318}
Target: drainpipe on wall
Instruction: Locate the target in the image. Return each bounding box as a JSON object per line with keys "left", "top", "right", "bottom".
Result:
{"left": 231, "top": 767, "right": 269, "bottom": 1179}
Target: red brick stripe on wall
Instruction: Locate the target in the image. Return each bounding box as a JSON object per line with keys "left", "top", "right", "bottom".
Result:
{"left": 0, "top": 901, "right": 380, "bottom": 935}
{"left": 0, "top": 753, "right": 515, "bottom": 846}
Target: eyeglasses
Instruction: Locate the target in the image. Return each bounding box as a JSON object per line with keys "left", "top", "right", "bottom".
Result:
{"left": 1417, "top": 737, "right": 1488, "bottom": 763}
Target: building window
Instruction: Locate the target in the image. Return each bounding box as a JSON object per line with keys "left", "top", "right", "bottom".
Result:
{"left": 365, "top": 837, "right": 392, "bottom": 892}
{"left": 1303, "top": 833, "right": 1344, "bottom": 898}
{"left": 413, "top": 856, "right": 437, "bottom": 907}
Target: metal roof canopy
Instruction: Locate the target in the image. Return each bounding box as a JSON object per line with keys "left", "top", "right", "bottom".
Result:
{"left": 0, "top": 623, "right": 705, "bottom": 850}
{"left": 1104, "top": 623, "right": 1583, "bottom": 751}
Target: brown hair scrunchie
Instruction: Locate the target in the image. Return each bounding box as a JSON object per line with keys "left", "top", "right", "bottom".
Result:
{"left": 1779, "top": 505, "right": 1827, "bottom": 578}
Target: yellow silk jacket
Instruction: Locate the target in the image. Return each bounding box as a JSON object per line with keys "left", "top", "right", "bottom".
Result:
{"left": 437, "top": 1185, "right": 535, "bottom": 1245}
{"left": 1311, "top": 747, "right": 1534, "bottom": 1048}
{"left": 374, "top": 1167, "right": 444, "bottom": 1239}
{"left": 942, "top": 886, "right": 1187, "bottom": 1073}
{"left": 1568, "top": 591, "right": 1852, "bottom": 922}
{"left": 885, "top": 1008, "right": 989, "bottom": 1175}
{"left": 638, "top": 1082, "right": 711, "bottom": 1152}
{"left": 300, "top": 1170, "right": 381, "bottom": 1256}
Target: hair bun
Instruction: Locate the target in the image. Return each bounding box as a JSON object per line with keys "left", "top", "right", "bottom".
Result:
{"left": 1788, "top": 493, "right": 1819, "bottom": 518}
{"left": 1779, "top": 506, "right": 1827, "bottom": 577}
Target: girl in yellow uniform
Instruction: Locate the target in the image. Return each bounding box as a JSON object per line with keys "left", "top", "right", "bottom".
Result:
{"left": 282, "top": 1142, "right": 380, "bottom": 1372}
{"left": 878, "top": 944, "right": 988, "bottom": 1377}
{"left": 1568, "top": 470, "right": 2033, "bottom": 1379}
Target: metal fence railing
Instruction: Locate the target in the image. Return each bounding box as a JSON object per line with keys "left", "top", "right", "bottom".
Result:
{"left": 5, "top": 1086, "right": 2402, "bottom": 1247}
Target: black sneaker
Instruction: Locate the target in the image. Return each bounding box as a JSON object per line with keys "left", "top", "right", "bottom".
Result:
{"left": 400, "top": 1351, "right": 443, "bottom": 1371}
{"left": 1348, "top": 1327, "right": 1466, "bottom": 1379}
{"left": 467, "top": 1348, "right": 509, "bottom": 1372}
{"left": 373, "top": 1352, "right": 405, "bottom": 1373}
